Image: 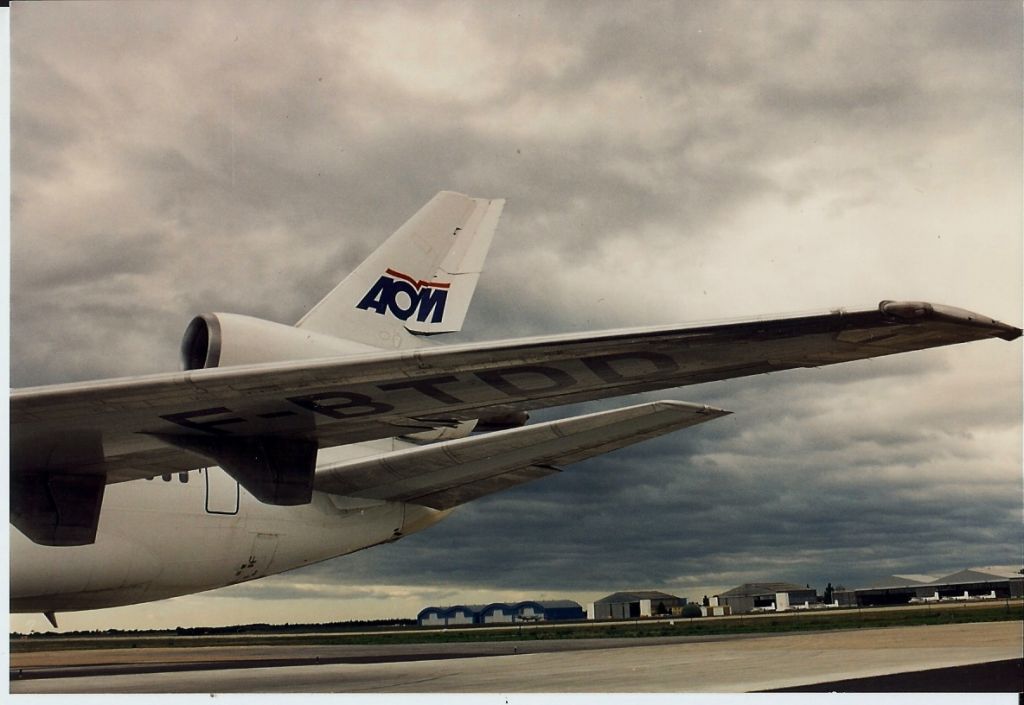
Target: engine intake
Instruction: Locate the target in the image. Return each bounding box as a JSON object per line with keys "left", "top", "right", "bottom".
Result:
{"left": 181, "top": 314, "right": 221, "bottom": 370}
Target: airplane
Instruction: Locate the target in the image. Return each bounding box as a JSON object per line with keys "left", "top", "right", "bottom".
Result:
{"left": 9, "top": 191, "right": 1022, "bottom": 627}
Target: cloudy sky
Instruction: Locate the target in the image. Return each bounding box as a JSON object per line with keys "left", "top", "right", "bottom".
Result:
{"left": 8, "top": 1, "right": 1022, "bottom": 632}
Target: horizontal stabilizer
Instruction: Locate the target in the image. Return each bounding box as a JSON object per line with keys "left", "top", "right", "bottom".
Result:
{"left": 313, "top": 401, "right": 730, "bottom": 509}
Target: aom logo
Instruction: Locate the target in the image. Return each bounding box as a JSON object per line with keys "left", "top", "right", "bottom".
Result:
{"left": 356, "top": 268, "right": 450, "bottom": 323}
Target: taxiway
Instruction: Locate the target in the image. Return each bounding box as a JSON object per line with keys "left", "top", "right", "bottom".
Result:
{"left": 10, "top": 620, "right": 1021, "bottom": 693}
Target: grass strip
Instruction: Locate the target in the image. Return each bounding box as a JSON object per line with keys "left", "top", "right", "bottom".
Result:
{"left": 10, "top": 602, "right": 1022, "bottom": 653}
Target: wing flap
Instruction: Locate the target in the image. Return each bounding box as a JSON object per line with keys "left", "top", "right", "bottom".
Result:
{"left": 313, "top": 400, "right": 730, "bottom": 506}
{"left": 410, "top": 465, "right": 562, "bottom": 510}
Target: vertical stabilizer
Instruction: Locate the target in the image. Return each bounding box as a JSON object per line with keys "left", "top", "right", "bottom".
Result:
{"left": 297, "top": 191, "right": 504, "bottom": 348}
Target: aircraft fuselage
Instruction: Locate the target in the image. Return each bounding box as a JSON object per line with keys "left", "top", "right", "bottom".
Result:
{"left": 9, "top": 441, "right": 449, "bottom": 613}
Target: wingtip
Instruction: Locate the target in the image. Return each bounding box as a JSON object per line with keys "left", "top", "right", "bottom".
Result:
{"left": 880, "top": 300, "right": 1023, "bottom": 341}
{"left": 999, "top": 327, "right": 1022, "bottom": 341}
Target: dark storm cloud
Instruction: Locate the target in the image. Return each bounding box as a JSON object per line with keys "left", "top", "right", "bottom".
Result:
{"left": 9, "top": 0, "right": 1021, "bottom": 628}
{"left": 278, "top": 439, "right": 1021, "bottom": 594}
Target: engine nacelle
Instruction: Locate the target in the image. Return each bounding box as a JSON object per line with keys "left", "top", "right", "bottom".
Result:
{"left": 181, "top": 313, "right": 380, "bottom": 370}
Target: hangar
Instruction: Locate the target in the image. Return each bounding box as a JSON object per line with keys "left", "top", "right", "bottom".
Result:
{"left": 417, "top": 600, "right": 584, "bottom": 626}
{"left": 417, "top": 604, "right": 484, "bottom": 626}
{"left": 481, "top": 600, "right": 585, "bottom": 623}
{"left": 835, "top": 567, "right": 1023, "bottom": 607}
{"left": 588, "top": 591, "right": 687, "bottom": 619}
{"left": 714, "top": 582, "right": 818, "bottom": 613}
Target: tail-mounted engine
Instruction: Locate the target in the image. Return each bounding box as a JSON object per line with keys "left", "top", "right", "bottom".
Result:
{"left": 181, "top": 313, "right": 379, "bottom": 370}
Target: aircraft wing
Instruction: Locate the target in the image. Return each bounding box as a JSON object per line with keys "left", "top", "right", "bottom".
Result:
{"left": 11, "top": 300, "right": 1021, "bottom": 544}
{"left": 314, "top": 400, "right": 730, "bottom": 509}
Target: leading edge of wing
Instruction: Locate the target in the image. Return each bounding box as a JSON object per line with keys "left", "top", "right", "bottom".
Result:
{"left": 12, "top": 300, "right": 1020, "bottom": 416}
{"left": 313, "top": 400, "right": 731, "bottom": 509}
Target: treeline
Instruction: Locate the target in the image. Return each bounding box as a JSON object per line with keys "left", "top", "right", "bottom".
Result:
{"left": 172, "top": 619, "right": 417, "bottom": 635}
{"left": 13, "top": 618, "right": 418, "bottom": 638}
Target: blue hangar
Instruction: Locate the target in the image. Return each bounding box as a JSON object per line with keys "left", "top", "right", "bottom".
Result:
{"left": 417, "top": 600, "right": 585, "bottom": 626}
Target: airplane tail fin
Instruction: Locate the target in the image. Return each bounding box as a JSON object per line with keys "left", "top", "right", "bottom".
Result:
{"left": 297, "top": 191, "right": 504, "bottom": 348}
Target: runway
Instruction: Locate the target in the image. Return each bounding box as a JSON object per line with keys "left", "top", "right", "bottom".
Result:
{"left": 10, "top": 621, "right": 1022, "bottom": 693}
